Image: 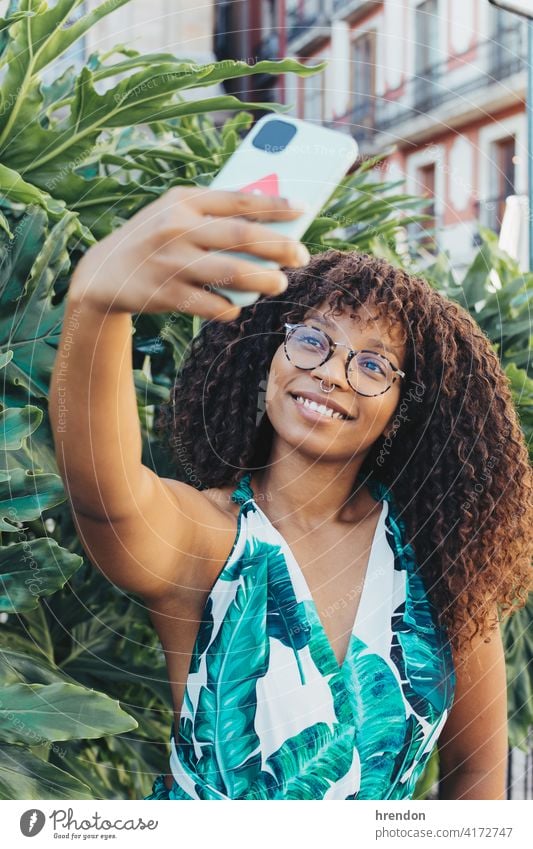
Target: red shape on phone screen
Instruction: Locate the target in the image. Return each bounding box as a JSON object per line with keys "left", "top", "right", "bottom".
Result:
{"left": 239, "top": 173, "right": 280, "bottom": 197}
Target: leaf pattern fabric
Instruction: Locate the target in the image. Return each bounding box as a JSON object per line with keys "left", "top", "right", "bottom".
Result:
{"left": 144, "top": 472, "right": 456, "bottom": 800}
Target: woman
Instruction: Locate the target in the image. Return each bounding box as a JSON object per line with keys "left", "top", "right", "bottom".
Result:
{"left": 50, "top": 186, "right": 533, "bottom": 801}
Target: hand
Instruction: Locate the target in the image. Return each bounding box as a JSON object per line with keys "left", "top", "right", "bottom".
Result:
{"left": 68, "top": 186, "right": 310, "bottom": 321}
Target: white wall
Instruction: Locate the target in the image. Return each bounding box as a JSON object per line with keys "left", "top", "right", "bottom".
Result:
{"left": 86, "top": 0, "right": 214, "bottom": 61}
{"left": 478, "top": 112, "right": 528, "bottom": 201}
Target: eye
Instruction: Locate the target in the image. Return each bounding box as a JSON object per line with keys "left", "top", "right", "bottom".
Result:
{"left": 359, "top": 354, "right": 388, "bottom": 377}
{"left": 300, "top": 334, "right": 323, "bottom": 347}
{"left": 293, "top": 326, "right": 328, "bottom": 349}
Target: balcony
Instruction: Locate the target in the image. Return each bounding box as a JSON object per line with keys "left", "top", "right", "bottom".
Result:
{"left": 333, "top": 24, "right": 527, "bottom": 148}
{"left": 350, "top": 98, "right": 377, "bottom": 144}
{"left": 286, "top": 1, "right": 331, "bottom": 54}
{"left": 489, "top": 24, "right": 526, "bottom": 79}
{"left": 472, "top": 195, "right": 509, "bottom": 243}
{"left": 333, "top": 0, "right": 381, "bottom": 20}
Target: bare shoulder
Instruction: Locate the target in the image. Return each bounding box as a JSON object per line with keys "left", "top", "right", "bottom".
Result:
{"left": 160, "top": 477, "right": 242, "bottom": 576}
{"left": 197, "top": 483, "right": 242, "bottom": 519}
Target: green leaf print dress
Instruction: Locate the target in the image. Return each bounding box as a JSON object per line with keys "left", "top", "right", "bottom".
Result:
{"left": 144, "top": 471, "right": 456, "bottom": 800}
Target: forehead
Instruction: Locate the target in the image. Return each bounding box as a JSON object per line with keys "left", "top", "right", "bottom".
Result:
{"left": 302, "top": 304, "right": 405, "bottom": 350}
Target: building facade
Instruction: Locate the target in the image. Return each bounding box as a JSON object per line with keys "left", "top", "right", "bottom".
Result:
{"left": 214, "top": 0, "right": 529, "bottom": 273}
{"left": 49, "top": 0, "right": 219, "bottom": 100}
{"left": 85, "top": 0, "right": 214, "bottom": 63}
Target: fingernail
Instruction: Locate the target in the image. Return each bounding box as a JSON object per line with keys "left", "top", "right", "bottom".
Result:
{"left": 297, "top": 244, "right": 310, "bottom": 263}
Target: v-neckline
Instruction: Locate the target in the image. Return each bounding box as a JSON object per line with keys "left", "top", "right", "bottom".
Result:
{"left": 247, "top": 478, "right": 388, "bottom": 673}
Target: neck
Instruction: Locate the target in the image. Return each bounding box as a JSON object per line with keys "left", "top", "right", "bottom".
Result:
{"left": 250, "top": 442, "right": 373, "bottom": 533}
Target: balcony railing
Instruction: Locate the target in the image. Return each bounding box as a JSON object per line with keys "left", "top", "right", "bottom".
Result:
{"left": 332, "top": 24, "right": 527, "bottom": 145}
{"left": 472, "top": 194, "right": 510, "bottom": 243}
{"left": 489, "top": 23, "right": 526, "bottom": 79}
{"left": 286, "top": 1, "right": 329, "bottom": 44}
{"left": 333, "top": 0, "right": 369, "bottom": 12}
{"left": 413, "top": 63, "right": 441, "bottom": 113}
{"left": 350, "top": 98, "right": 377, "bottom": 143}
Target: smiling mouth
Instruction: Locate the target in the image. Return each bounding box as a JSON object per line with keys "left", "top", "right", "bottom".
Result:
{"left": 289, "top": 393, "right": 354, "bottom": 421}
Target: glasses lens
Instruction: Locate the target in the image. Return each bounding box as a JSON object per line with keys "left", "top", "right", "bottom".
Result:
{"left": 286, "top": 325, "right": 329, "bottom": 368}
{"left": 348, "top": 351, "right": 393, "bottom": 396}
{"left": 285, "top": 326, "right": 395, "bottom": 396}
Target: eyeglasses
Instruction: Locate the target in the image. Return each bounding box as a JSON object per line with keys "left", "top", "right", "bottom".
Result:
{"left": 283, "top": 322, "right": 406, "bottom": 397}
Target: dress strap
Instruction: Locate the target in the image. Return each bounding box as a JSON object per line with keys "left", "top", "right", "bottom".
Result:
{"left": 356, "top": 470, "right": 391, "bottom": 505}
{"left": 230, "top": 472, "right": 254, "bottom": 505}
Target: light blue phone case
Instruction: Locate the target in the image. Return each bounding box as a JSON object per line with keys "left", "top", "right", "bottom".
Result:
{"left": 207, "top": 114, "right": 358, "bottom": 307}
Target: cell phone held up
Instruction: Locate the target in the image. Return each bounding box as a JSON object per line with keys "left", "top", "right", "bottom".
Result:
{"left": 207, "top": 114, "right": 359, "bottom": 308}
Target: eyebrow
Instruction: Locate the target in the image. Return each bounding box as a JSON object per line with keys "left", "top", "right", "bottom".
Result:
{"left": 303, "top": 314, "right": 400, "bottom": 361}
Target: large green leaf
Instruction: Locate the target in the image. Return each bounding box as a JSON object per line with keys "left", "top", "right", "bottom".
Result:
{"left": 0, "top": 163, "right": 70, "bottom": 220}
{"left": 342, "top": 635, "right": 407, "bottom": 799}
{"left": 0, "top": 405, "right": 42, "bottom": 450}
{"left": 0, "top": 537, "right": 82, "bottom": 611}
{"left": 0, "top": 0, "right": 133, "bottom": 147}
{"left": 0, "top": 644, "right": 72, "bottom": 687}
{"left": 385, "top": 713, "right": 429, "bottom": 800}
{"left": 0, "top": 468, "right": 65, "bottom": 532}
{"left": 19, "top": 601, "right": 55, "bottom": 663}
{"left": 59, "top": 654, "right": 172, "bottom": 706}
{"left": 0, "top": 743, "right": 93, "bottom": 800}
{"left": 248, "top": 721, "right": 355, "bottom": 800}
{"left": 266, "top": 543, "right": 312, "bottom": 684}
{"left": 0, "top": 681, "right": 138, "bottom": 743}
{"left": 193, "top": 569, "right": 269, "bottom": 797}
{"left": 0, "top": 208, "right": 76, "bottom": 397}
{"left": 390, "top": 569, "right": 456, "bottom": 722}
{"left": 7, "top": 72, "right": 288, "bottom": 188}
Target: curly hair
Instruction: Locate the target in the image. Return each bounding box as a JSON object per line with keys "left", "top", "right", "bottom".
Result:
{"left": 156, "top": 248, "right": 533, "bottom": 664}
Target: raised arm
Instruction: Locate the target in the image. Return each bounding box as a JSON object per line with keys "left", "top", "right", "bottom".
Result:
{"left": 48, "top": 186, "right": 308, "bottom": 598}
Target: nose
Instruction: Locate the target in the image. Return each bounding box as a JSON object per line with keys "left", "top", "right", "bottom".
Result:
{"left": 310, "top": 345, "right": 350, "bottom": 390}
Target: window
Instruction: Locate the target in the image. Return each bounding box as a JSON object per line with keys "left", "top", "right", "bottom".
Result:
{"left": 415, "top": 0, "right": 439, "bottom": 73}
{"left": 351, "top": 31, "right": 376, "bottom": 129}
{"left": 489, "top": 3, "right": 526, "bottom": 78}
{"left": 414, "top": 0, "right": 439, "bottom": 110}
{"left": 490, "top": 136, "right": 516, "bottom": 231}
{"left": 261, "top": 0, "right": 275, "bottom": 34}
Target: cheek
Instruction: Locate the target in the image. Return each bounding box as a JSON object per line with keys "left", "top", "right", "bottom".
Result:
{"left": 264, "top": 351, "right": 289, "bottom": 407}
{"left": 359, "top": 392, "right": 400, "bottom": 430}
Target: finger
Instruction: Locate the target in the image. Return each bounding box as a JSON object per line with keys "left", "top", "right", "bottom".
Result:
{"left": 185, "top": 249, "right": 289, "bottom": 297}
{"left": 190, "top": 216, "right": 310, "bottom": 267}
{"left": 155, "top": 281, "right": 242, "bottom": 323}
{"left": 184, "top": 187, "right": 305, "bottom": 221}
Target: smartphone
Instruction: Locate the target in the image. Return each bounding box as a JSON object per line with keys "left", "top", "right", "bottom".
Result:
{"left": 207, "top": 114, "right": 359, "bottom": 307}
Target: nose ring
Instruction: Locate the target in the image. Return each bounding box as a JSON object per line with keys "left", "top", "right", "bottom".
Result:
{"left": 319, "top": 379, "right": 334, "bottom": 393}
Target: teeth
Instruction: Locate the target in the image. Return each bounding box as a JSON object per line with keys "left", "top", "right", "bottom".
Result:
{"left": 294, "top": 395, "right": 347, "bottom": 420}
